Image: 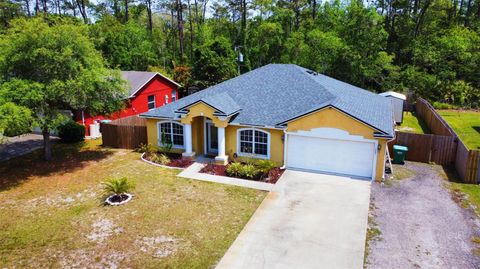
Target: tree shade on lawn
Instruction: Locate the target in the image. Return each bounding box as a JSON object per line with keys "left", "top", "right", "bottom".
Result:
{"left": 397, "top": 112, "right": 430, "bottom": 134}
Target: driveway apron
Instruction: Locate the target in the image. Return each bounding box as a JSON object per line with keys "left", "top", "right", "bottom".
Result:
{"left": 216, "top": 170, "right": 371, "bottom": 269}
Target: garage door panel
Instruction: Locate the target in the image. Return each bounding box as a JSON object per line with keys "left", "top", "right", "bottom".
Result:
{"left": 287, "top": 135, "right": 375, "bottom": 178}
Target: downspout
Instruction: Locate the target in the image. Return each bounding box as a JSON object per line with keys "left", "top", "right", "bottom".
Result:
{"left": 280, "top": 128, "right": 288, "bottom": 169}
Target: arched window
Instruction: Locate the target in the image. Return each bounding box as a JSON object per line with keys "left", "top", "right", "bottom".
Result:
{"left": 157, "top": 121, "right": 184, "bottom": 148}
{"left": 237, "top": 128, "right": 270, "bottom": 159}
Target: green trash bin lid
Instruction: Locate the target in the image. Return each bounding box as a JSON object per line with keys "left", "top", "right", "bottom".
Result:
{"left": 393, "top": 145, "right": 408, "bottom": 152}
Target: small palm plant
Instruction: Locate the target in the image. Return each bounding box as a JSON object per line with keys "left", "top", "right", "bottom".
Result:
{"left": 103, "top": 177, "right": 135, "bottom": 205}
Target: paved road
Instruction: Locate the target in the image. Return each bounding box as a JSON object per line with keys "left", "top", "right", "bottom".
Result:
{"left": 0, "top": 134, "right": 58, "bottom": 162}
{"left": 216, "top": 170, "right": 371, "bottom": 269}
{"left": 367, "top": 162, "right": 480, "bottom": 269}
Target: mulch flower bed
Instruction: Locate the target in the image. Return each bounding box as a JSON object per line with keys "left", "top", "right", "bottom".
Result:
{"left": 105, "top": 193, "right": 133, "bottom": 206}
{"left": 200, "top": 163, "right": 285, "bottom": 184}
{"left": 168, "top": 157, "right": 194, "bottom": 168}
{"left": 143, "top": 152, "right": 193, "bottom": 169}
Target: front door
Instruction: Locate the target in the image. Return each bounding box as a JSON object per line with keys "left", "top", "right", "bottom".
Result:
{"left": 206, "top": 121, "right": 218, "bottom": 155}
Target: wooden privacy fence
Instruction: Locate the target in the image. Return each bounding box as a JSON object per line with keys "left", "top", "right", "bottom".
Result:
{"left": 455, "top": 140, "right": 480, "bottom": 184}
{"left": 416, "top": 98, "right": 456, "bottom": 136}
{"left": 399, "top": 97, "right": 479, "bottom": 183}
{"left": 388, "top": 131, "right": 457, "bottom": 165}
{"left": 101, "top": 116, "right": 147, "bottom": 149}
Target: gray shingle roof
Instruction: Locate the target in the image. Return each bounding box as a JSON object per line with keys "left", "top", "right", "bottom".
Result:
{"left": 121, "top": 71, "right": 182, "bottom": 97}
{"left": 121, "top": 71, "right": 157, "bottom": 96}
{"left": 140, "top": 64, "right": 394, "bottom": 137}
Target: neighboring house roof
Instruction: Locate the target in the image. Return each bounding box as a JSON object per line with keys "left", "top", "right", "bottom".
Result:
{"left": 140, "top": 64, "right": 394, "bottom": 138}
{"left": 379, "top": 91, "right": 406, "bottom": 100}
{"left": 121, "top": 71, "right": 182, "bottom": 98}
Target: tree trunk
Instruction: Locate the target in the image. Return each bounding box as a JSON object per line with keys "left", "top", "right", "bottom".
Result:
{"left": 194, "top": 0, "right": 199, "bottom": 29}
{"left": 312, "top": 0, "right": 316, "bottom": 20}
{"left": 24, "top": 0, "right": 31, "bottom": 16}
{"left": 146, "top": 0, "right": 153, "bottom": 33}
{"left": 242, "top": 0, "right": 246, "bottom": 37}
{"left": 202, "top": 0, "right": 208, "bottom": 24}
{"left": 451, "top": 0, "right": 458, "bottom": 20}
{"left": 35, "top": 0, "right": 39, "bottom": 14}
{"left": 464, "top": 0, "right": 472, "bottom": 26}
{"left": 76, "top": 0, "right": 88, "bottom": 23}
{"left": 293, "top": 0, "right": 300, "bottom": 30}
{"left": 414, "top": 0, "right": 431, "bottom": 38}
{"left": 177, "top": 0, "right": 185, "bottom": 62}
{"left": 188, "top": 0, "right": 194, "bottom": 60}
{"left": 459, "top": 0, "right": 464, "bottom": 16}
{"left": 171, "top": 7, "right": 176, "bottom": 60}
{"left": 42, "top": 129, "right": 51, "bottom": 161}
{"left": 125, "top": 0, "right": 129, "bottom": 22}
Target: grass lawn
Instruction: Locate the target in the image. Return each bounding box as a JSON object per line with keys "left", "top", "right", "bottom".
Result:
{"left": 397, "top": 112, "right": 430, "bottom": 134}
{"left": 0, "top": 139, "right": 266, "bottom": 268}
{"left": 449, "top": 182, "right": 480, "bottom": 217}
{"left": 438, "top": 110, "right": 480, "bottom": 149}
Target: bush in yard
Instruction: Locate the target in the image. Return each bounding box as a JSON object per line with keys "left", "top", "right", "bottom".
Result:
{"left": 432, "top": 101, "right": 458, "bottom": 110}
{"left": 242, "top": 164, "right": 260, "bottom": 179}
{"left": 226, "top": 162, "right": 261, "bottom": 179}
{"left": 151, "top": 153, "right": 170, "bottom": 165}
{"left": 103, "top": 177, "right": 135, "bottom": 205}
{"left": 103, "top": 177, "right": 135, "bottom": 195}
{"left": 58, "top": 121, "right": 85, "bottom": 143}
{"left": 136, "top": 143, "right": 155, "bottom": 154}
{"left": 160, "top": 132, "right": 173, "bottom": 153}
{"left": 254, "top": 159, "right": 277, "bottom": 175}
{"left": 226, "top": 162, "right": 243, "bottom": 177}
{"left": 235, "top": 156, "right": 257, "bottom": 165}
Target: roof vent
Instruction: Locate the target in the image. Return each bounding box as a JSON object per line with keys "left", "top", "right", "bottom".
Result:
{"left": 306, "top": 70, "right": 318, "bottom": 76}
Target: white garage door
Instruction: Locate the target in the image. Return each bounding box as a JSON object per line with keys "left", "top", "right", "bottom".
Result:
{"left": 286, "top": 128, "right": 377, "bottom": 179}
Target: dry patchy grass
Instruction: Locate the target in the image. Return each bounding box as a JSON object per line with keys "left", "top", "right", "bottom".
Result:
{"left": 0, "top": 139, "right": 266, "bottom": 268}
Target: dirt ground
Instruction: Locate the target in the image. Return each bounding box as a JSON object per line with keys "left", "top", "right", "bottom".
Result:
{"left": 366, "top": 162, "right": 480, "bottom": 269}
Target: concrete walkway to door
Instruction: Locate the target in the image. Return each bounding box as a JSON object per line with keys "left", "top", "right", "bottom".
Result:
{"left": 216, "top": 170, "right": 371, "bottom": 269}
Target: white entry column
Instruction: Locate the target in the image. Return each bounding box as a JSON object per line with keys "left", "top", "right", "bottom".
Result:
{"left": 182, "top": 123, "right": 195, "bottom": 157}
{"left": 215, "top": 126, "right": 228, "bottom": 164}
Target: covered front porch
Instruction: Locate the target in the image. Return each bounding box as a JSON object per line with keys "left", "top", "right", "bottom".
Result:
{"left": 177, "top": 101, "right": 233, "bottom": 165}
{"left": 181, "top": 115, "right": 229, "bottom": 165}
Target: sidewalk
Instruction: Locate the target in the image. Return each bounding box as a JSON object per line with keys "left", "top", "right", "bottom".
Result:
{"left": 178, "top": 162, "right": 273, "bottom": 191}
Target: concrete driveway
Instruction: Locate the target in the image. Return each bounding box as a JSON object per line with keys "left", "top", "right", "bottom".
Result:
{"left": 216, "top": 170, "right": 371, "bottom": 269}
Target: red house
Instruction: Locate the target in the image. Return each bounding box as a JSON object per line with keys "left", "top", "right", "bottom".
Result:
{"left": 75, "top": 71, "right": 181, "bottom": 136}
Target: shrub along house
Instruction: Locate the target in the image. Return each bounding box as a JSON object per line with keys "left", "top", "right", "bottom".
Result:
{"left": 140, "top": 64, "right": 394, "bottom": 181}
{"left": 75, "top": 71, "right": 181, "bottom": 136}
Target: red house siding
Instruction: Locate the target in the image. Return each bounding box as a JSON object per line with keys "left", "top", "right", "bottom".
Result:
{"left": 75, "top": 75, "right": 178, "bottom": 136}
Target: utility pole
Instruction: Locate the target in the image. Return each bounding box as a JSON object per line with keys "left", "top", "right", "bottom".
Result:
{"left": 234, "top": 45, "right": 244, "bottom": 75}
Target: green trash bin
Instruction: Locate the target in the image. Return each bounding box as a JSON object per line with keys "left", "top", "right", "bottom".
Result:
{"left": 392, "top": 145, "right": 408, "bottom": 164}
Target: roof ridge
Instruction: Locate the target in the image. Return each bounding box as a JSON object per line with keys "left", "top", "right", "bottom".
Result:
{"left": 291, "top": 65, "right": 336, "bottom": 97}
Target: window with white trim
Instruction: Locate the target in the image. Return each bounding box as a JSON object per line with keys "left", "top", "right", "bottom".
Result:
{"left": 147, "top": 95, "right": 155, "bottom": 110}
{"left": 158, "top": 121, "right": 184, "bottom": 148}
{"left": 172, "top": 89, "right": 177, "bottom": 102}
{"left": 238, "top": 129, "right": 269, "bottom": 157}
{"left": 165, "top": 94, "right": 169, "bottom": 104}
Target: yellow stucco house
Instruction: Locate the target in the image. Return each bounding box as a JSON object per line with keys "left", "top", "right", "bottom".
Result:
{"left": 140, "top": 64, "right": 395, "bottom": 181}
